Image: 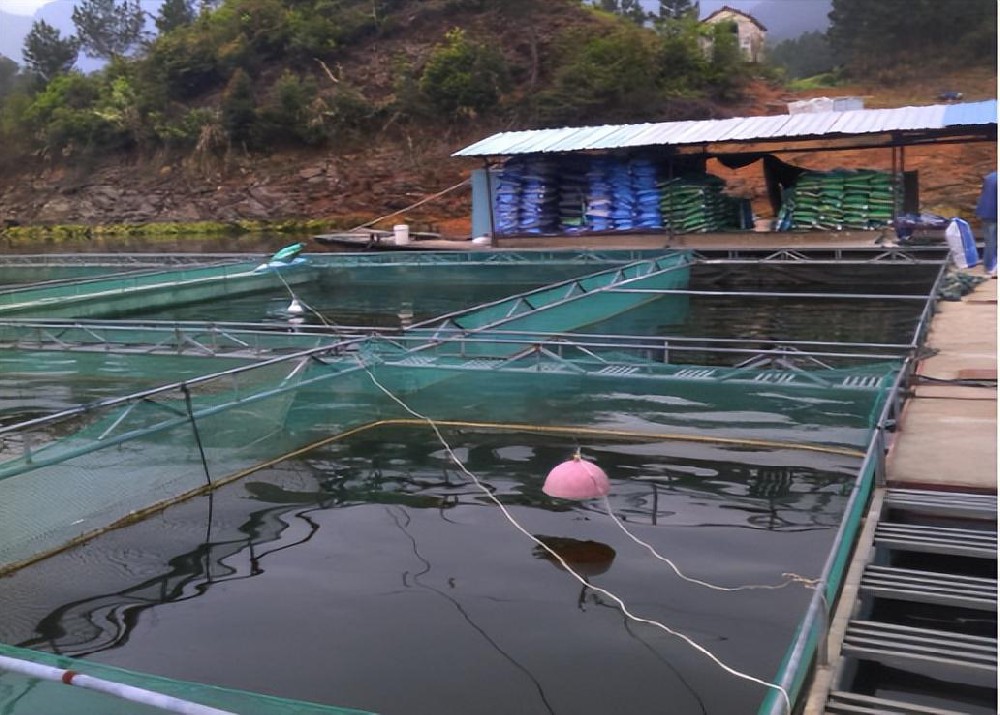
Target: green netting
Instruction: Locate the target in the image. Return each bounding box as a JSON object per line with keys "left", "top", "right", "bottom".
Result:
{"left": 0, "top": 642, "right": 376, "bottom": 714}
{"left": 0, "top": 261, "right": 315, "bottom": 319}
{"left": 0, "top": 265, "right": 146, "bottom": 286}
{"left": 0, "top": 251, "right": 923, "bottom": 715}
{"left": 0, "top": 355, "right": 405, "bottom": 571}
{"left": 0, "top": 322, "right": 339, "bottom": 357}
{"left": 413, "top": 253, "right": 692, "bottom": 340}
{"left": 0, "top": 335, "right": 902, "bottom": 573}
{"left": 0, "top": 250, "right": 907, "bottom": 572}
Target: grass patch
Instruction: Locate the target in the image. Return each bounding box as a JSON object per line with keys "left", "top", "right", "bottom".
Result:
{"left": 787, "top": 72, "right": 844, "bottom": 91}
{"left": 0, "top": 217, "right": 376, "bottom": 246}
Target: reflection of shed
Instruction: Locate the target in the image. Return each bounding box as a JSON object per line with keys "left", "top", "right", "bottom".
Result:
{"left": 701, "top": 6, "right": 767, "bottom": 63}
{"left": 456, "top": 100, "right": 997, "bottom": 241}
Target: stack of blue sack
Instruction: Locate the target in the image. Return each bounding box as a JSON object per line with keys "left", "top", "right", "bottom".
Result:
{"left": 631, "top": 159, "right": 663, "bottom": 230}
{"left": 493, "top": 162, "right": 524, "bottom": 235}
{"left": 609, "top": 160, "right": 635, "bottom": 231}
{"left": 585, "top": 157, "right": 614, "bottom": 232}
{"left": 518, "top": 159, "right": 559, "bottom": 234}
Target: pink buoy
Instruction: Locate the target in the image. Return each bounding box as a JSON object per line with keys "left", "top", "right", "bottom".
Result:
{"left": 543, "top": 451, "right": 610, "bottom": 500}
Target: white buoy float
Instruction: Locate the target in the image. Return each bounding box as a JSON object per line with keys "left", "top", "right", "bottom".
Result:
{"left": 543, "top": 450, "right": 610, "bottom": 500}
{"left": 286, "top": 297, "right": 305, "bottom": 315}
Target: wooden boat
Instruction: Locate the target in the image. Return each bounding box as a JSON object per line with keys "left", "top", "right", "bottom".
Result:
{"left": 312, "top": 230, "right": 486, "bottom": 251}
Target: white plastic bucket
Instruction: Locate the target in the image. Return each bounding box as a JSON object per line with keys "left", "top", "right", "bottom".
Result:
{"left": 393, "top": 224, "right": 410, "bottom": 246}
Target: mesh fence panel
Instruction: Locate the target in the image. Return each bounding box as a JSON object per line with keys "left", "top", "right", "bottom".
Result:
{"left": 0, "top": 352, "right": 416, "bottom": 572}
{"left": 0, "top": 334, "right": 902, "bottom": 575}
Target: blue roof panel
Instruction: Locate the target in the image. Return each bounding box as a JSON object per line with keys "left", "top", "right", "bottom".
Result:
{"left": 943, "top": 99, "right": 998, "bottom": 127}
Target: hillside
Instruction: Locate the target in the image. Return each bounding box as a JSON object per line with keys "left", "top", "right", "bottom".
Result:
{"left": 0, "top": 0, "right": 994, "bottom": 240}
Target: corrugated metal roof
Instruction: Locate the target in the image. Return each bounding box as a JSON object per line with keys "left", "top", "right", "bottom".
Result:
{"left": 453, "top": 100, "right": 997, "bottom": 157}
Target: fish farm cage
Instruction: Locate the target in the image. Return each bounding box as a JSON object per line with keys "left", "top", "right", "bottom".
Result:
{"left": 0, "top": 245, "right": 962, "bottom": 715}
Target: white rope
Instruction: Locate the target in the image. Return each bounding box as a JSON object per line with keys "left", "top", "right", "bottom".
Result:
{"left": 358, "top": 360, "right": 791, "bottom": 715}
{"left": 0, "top": 654, "right": 236, "bottom": 715}
{"left": 601, "top": 496, "right": 819, "bottom": 593}
{"left": 350, "top": 178, "right": 471, "bottom": 233}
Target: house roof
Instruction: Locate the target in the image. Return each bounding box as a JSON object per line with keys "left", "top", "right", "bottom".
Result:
{"left": 701, "top": 6, "right": 767, "bottom": 32}
{"left": 452, "top": 100, "right": 997, "bottom": 158}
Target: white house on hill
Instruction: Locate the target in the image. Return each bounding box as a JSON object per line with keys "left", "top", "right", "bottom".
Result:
{"left": 701, "top": 5, "right": 767, "bottom": 63}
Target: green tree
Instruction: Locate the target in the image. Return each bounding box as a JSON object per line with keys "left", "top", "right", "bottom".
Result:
{"left": 536, "top": 25, "right": 664, "bottom": 124}
{"left": 658, "top": 0, "right": 698, "bottom": 20}
{"left": 22, "top": 20, "right": 79, "bottom": 83}
{"left": 221, "top": 67, "right": 256, "bottom": 147}
{"left": 706, "top": 20, "right": 746, "bottom": 100}
{"left": 72, "top": 0, "right": 145, "bottom": 60}
{"left": 654, "top": 13, "right": 706, "bottom": 94}
{"left": 418, "top": 28, "right": 509, "bottom": 120}
{"left": 24, "top": 72, "right": 119, "bottom": 153}
{"left": 768, "top": 31, "right": 837, "bottom": 80}
{"left": 257, "top": 70, "right": 329, "bottom": 145}
{"left": 0, "top": 55, "right": 22, "bottom": 100}
{"left": 156, "top": 0, "right": 196, "bottom": 34}
{"left": 93, "top": 73, "right": 152, "bottom": 149}
{"left": 595, "top": 0, "right": 648, "bottom": 25}
{"left": 829, "top": 0, "right": 996, "bottom": 76}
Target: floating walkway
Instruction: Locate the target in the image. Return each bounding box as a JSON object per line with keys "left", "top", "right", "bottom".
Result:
{"left": 815, "top": 488, "right": 997, "bottom": 714}
{"left": 803, "top": 278, "right": 998, "bottom": 714}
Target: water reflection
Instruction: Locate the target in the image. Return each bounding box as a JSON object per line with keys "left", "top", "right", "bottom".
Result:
{"left": 386, "top": 505, "right": 558, "bottom": 715}
{"left": 0, "top": 433, "right": 855, "bottom": 715}
{"left": 15, "top": 491, "right": 330, "bottom": 656}
{"left": 533, "top": 536, "right": 616, "bottom": 609}
{"left": 8, "top": 432, "right": 854, "bottom": 662}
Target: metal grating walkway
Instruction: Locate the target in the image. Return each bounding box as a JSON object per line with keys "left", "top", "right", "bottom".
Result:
{"left": 841, "top": 620, "right": 997, "bottom": 688}
{"left": 814, "top": 488, "right": 998, "bottom": 715}
{"left": 873, "top": 522, "right": 997, "bottom": 559}
{"left": 825, "top": 690, "right": 976, "bottom": 714}
{"left": 860, "top": 564, "right": 997, "bottom": 610}
{"left": 885, "top": 488, "right": 999, "bottom": 520}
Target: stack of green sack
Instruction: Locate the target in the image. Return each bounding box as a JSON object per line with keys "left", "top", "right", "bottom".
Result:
{"left": 658, "top": 175, "right": 741, "bottom": 233}
{"left": 778, "top": 170, "right": 897, "bottom": 231}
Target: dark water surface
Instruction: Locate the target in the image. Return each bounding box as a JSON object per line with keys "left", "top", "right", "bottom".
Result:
{"left": 127, "top": 261, "right": 933, "bottom": 344}
{"left": 0, "top": 429, "right": 858, "bottom": 715}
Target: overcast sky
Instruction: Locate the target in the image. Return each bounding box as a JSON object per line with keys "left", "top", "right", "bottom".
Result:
{"left": 0, "top": 0, "right": 47, "bottom": 14}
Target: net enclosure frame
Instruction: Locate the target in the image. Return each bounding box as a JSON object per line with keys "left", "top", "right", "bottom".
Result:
{"left": 0, "top": 247, "right": 952, "bottom": 714}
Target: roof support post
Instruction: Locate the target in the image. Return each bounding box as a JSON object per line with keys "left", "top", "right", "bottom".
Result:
{"left": 666, "top": 152, "right": 675, "bottom": 242}
{"left": 484, "top": 159, "right": 498, "bottom": 248}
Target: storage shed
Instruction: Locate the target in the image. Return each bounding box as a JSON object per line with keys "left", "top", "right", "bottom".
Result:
{"left": 456, "top": 100, "right": 997, "bottom": 241}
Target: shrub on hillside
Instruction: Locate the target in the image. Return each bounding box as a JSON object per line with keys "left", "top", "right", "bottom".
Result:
{"left": 532, "top": 25, "right": 665, "bottom": 124}
{"left": 24, "top": 73, "right": 127, "bottom": 154}
{"left": 418, "top": 28, "right": 510, "bottom": 120}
